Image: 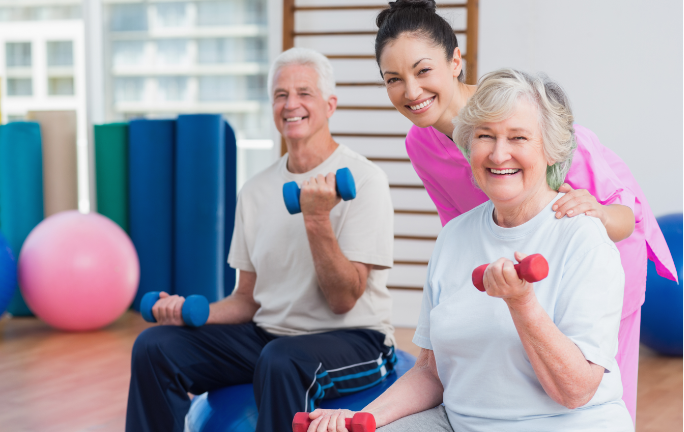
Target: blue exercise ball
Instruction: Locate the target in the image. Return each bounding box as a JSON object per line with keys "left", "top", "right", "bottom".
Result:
{"left": 0, "top": 231, "right": 17, "bottom": 317}
{"left": 640, "top": 213, "right": 683, "bottom": 356}
{"left": 186, "top": 350, "right": 417, "bottom": 432}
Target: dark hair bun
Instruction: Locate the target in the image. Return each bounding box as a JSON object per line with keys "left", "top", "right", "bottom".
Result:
{"left": 376, "top": 0, "right": 437, "bottom": 28}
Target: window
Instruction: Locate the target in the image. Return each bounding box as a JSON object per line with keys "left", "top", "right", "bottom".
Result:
{"left": 155, "top": 2, "right": 187, "bottom": 27}
{"left": 156, "top": 39, "right": 187, "bottom": 65}
{"left": 48, "top": 77, "right": 74, "bottom": 96}
{"left": 157, "top": 77, "right": 187, "bottom": 101}
{"left": 47, "top": 41, "right": 73, "bottom": 67}
{"left": 115, "top": 77, "right": 145, "bottom": 102}
{"left": 110, "top": 4, "right": 147, "bottom": 32}
{"left": 7, "top": 78, "right": 32, "bottom": 96}
{"left": 6, "top": 42, "right": 31, "bottom": 68}
{"left": 113, "top": 41, "right": 146, "bottom": 66}
{"left": 197, "top": 1, "right": 239, "bottom": 26}
{"left": 198, "top": 38, "right": 266, "bottom": 64}
{"left": 198, "top": 76, "right": 240, "bottom": 101}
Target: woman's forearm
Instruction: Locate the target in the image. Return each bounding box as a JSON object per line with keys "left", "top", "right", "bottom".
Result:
{"left": 603, "top": 204, "right": 635, "bottom": 242}
{"left": 505, "top": 293, "right": 604, "bottom": 409}
{"left": 363, "top": 349, "right": 444, "bottom": 426}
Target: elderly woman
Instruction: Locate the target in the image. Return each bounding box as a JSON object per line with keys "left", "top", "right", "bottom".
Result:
{"left": 306, "top": 69, "right": 634, "bottom": 431}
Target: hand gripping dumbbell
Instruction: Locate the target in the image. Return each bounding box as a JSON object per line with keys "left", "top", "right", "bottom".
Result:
{"left": 472, "top": 253, "right": 549, "bottom": 292}
{"left": 140, "top": 291, "right": 210, "bottom": 327}
{"left": 283, "top": 167, "right": 357, "bottom": 215}
{"left": 292, "top": 412, "right": 376, "bottom": 432}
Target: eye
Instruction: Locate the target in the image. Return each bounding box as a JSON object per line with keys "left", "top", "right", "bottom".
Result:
{"left": 477, "top": 134, "right": 493, "bottom": 139}
{"left": 386, "top": 77, "right": 399, "bottom": 85}
{"left": 274, "top": 92, "right": 286, "bottom": 99}
{"left": 417, "top": 68, "right": 431, "bottom": 75}
{"left": 512, "top": 136, "right": 527, "bottom": 141}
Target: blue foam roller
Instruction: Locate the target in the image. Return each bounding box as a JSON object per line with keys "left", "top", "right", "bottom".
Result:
{"left": 0, "top": 231, "right": 17, "bottom": 316}
{"left": 175, "top": 115, "right": 225, "bottom": 302}
{"left": 129, "top": 119, "right": 175, "bottom": 310}
{"left": 223, "top": 121, "right": 237, "bottom": 296}
{"left": 186, "top": 350, "right": 416, "bottom": 432}
{"left": 0, "top": 122, "right": 44, "bottom": 316}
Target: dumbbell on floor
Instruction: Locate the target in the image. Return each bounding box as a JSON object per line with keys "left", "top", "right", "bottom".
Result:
{"left": 140, "top": 291, "right": 210, "bottom": 327}
{"left": 283, "top": 167, "right": 357, "bottom": 215}
{"left": 292, "top": 412, "right": 376, "bottom": 432}
{"left": 472, "top": 253, "right": 549, "bottom": 292}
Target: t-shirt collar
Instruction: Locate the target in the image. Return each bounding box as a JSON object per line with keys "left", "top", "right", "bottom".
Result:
{"left": 486, "top": 193, "right": 564, "bottom": 240}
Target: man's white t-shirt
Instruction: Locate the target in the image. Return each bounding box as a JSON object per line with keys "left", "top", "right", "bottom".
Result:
{"left": 228, "top": 144, "right": 395, "bottom": 346}
{"left": 413, "top": 193, "right": 633, "bottom": 431}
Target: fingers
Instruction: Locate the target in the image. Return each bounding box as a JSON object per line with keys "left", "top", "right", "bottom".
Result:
{"left": 309, "top": 409, "right": 323, "bottom": 420}
{"left": 557, "top": 183, "right": 574, "bottom": 193}
{"left": 514, "top": 251, "right": 528, "bottom": 263}
{"left": 554, "top": 190, "right": 596, "bottom": 218}
{"left": 152, "top": 295, "right": 185, "bottom": 325}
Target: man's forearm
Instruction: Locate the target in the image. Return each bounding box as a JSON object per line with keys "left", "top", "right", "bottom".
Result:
{"left": 206, "top": 293, "right": 259, "bottom": 325}
{"left": 304, "top": 213, "right": 365, "bottom": 314}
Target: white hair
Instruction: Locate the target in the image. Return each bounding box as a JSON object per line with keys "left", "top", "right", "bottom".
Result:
{"left": 267, "top": 48, "right": 336, "bottom": 101}
{"left": 453, "top": 68, "right": 577, "bottom": 190}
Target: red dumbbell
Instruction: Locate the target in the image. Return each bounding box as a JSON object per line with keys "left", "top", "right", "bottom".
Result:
{"left": 293, "top": 412, "right": 376, "bottom": 432}
{"left": 472, "top": 253, "right": 549, "bottom": 292}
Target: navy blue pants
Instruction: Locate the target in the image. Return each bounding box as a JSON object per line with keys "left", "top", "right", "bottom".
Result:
{"left": 126, "top": 322, "right": 395, "bottom": 432}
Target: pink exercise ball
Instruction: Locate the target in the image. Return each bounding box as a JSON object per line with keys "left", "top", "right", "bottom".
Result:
{"left": 18, "top": 211, "right": 139, "bottom": 331}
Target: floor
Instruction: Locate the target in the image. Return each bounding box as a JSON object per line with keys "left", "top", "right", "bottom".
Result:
{"left": 0, "top": 312, "right": 681, "bottom": 431}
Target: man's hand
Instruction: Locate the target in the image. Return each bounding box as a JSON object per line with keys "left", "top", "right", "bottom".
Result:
{"left": 554, "top": 183, "right": 606, "bottom": 224}
{"left": 152, "top": 292, "right": 186, "bottom": 326}
{"left": 300, "top": 173, "right": 341, "bottom": 217}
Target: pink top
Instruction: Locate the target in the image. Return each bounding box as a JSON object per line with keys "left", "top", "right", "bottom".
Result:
{"left": 406, "top": 124, "right": 678, "bottom": 318}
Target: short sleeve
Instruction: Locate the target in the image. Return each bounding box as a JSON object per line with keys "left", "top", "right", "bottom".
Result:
{"left": 227, "top": 193, "right": 255, "bottom": 272}
{"left": 554, "top": 240, "right": 624, "bottom": 372}
{"left": 567, "top": 125, "right": 637, "bottom": 217}
{"left": 336, "top": 171, "right": 394, "bottom": 268}
{"left": 412, "top": 258, "right": 436, "bottom": 350}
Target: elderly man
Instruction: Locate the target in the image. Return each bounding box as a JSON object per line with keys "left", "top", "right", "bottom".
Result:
{"left": 125, "top": 48, "right": 396, "bottom": 432}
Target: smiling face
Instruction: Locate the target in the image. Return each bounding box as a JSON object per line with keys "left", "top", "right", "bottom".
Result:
{"left": 379, "top": 34, "right": 462, "bottom": 129}
{"left": 271, "top": 63, "right": 337, "bottom": 141}
{"left": 469, "top": 99, "right": 555, "bottom": 210}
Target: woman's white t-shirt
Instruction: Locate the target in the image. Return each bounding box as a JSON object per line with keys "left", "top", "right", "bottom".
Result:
{"left": 413, "top": 193, "right": 633, "bottom": 431}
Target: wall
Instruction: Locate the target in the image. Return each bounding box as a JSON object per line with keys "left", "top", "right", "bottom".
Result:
{"left": 478, "top": 0, "right": 683, "bottom": 217}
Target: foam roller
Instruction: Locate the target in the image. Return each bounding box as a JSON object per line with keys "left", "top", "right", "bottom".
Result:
{"left": 140, "top": 291, "right": 209, "bottom": 327}
{"left": 283, "top": 167, "right": 356, "bottom": 215}
{"left": 472, "top": 253, "right": 549, "bottom": 292}
{"left": 292, "top": 412, "right": 375, "bottom": 432}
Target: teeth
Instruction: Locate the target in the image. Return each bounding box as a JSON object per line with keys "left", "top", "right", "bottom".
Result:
{"left": 409, "top": 97, "right": 434, "bottom": 111}
{"left": 286, "top": 117, "right": 303, "bottom": 122}
{"left": 490, "top": 168, "right": 520, "bottom": 174}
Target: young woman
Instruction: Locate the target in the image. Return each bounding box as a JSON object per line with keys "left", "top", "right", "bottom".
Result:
{"left": 371, "top": 0, "right": 676, "bottom": 423}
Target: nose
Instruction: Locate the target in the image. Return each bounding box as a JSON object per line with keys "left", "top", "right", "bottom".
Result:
{"left": 489, "top": 137, "right": 512, "bottom": 165}
{"left": 404, "top": 76, "right": 423, "bottom": 102}
{"left": 284, "top": 93, "right": 300, "bottom": 110}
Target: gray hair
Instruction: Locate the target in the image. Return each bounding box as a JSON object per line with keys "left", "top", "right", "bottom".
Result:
{"left": 267, "top": 48, "right": 336, "bottom": 101}
{"left": 453, "top": 68, "right": 576, "bottom": 190}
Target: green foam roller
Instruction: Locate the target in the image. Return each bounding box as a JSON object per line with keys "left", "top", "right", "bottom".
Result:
{"left": 94, "top": 123, "right": 129, "bottom": 232}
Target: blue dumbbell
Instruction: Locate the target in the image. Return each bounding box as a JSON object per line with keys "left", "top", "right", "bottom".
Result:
{"left": 283, "top": 167, "right": 357, "bottom": 215}
{"left": 140, "top": 291, "right": 210, "bottom": 328}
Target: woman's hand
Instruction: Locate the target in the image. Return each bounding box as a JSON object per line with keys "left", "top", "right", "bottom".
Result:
{"left": 483, "top": 252, "right": 535, "bottom": 306}
{"left": 554, "top": 183, "right": 605, "bottom": 222}
{"left": 307, "top": 409, "right": 354, "bottom": 432}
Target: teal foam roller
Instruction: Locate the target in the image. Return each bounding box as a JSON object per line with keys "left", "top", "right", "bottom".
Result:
{"left": 283, "top": 167, "right": 356, "bottom": 215}
{"left": 140, "top": 291, "right": 210, "bottom": 327}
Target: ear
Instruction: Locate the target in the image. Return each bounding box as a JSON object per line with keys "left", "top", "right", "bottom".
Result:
{"left": 326, "top": 94, "right": 338, "bottom": 119}
{"left": 452, "top": 47, "right": 464, "bottom": 79}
